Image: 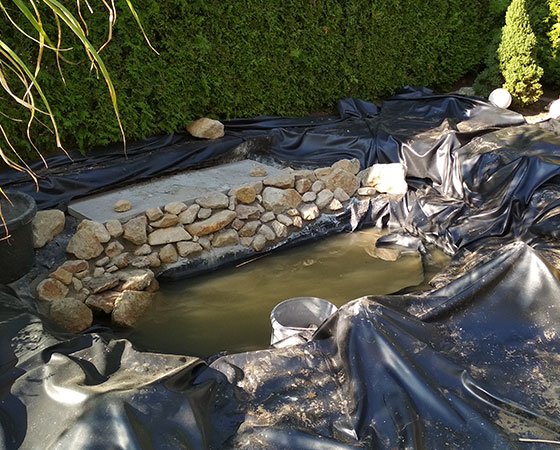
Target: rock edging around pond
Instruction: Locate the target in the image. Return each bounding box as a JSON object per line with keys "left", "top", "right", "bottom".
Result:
{"left": 34, "top": 160, "right": 407, "bottom": 332}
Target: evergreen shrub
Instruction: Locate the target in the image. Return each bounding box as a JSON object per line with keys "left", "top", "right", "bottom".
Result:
{"left": 499, "top": 0, "right": 543, "bottom": 105}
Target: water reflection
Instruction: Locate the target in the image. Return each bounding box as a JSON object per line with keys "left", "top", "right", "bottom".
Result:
{"left": 128, "top": 229, "right": 448, "bottom": 357}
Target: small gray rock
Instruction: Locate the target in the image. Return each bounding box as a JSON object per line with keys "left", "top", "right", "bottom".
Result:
{"left": 178, "top": 204, "right": 201, "bottom": 224}
{"left": 150, "top": 214, "right": 179, "bottom": 228}
{"left": 148, "top": 227, "right": 192, "bottom": 246}
{"left": 236, "top": 204, "right": 261, "bottom": 220}
{"left": 105, "top": 219, "right": 123, "bottom": 238}
{"left": 123, "top": 216, "right": 148, "bottom": 246}
{"left": 164, "top": 201, "right": 187, "bottom": 215}
{"left": 159, "top": 244, "right": 178, "bottom": 264}
{"left": 271, "top": 220, "right": 288, "bottom": 239}
{"left": 212, "top": 229, "right": 239, "bottom": 247}
{"left": 259, "top": 224, "right": 276, "bottom": 241}
{"left": 315, "top": 189, "right": 334, "bottom": 209}
{"left": 333, "top": 187, "right": 350, "bottom": 202}
{"left": 198, "top": 208, "right": 212, "bottom": 219}
{"left": 134, "top": 244, "right": 152, "bottom": 256}
{"left": 239, "top": 221, "right": 260, "bottom": 237}
{"left": 263, "top": 173, "right": 295, "bottom": 189}
{"left": 276, "top": 214, "right": 292, "bottom": 227}
{"left": 95, "top": 256, "right": 110, "bottom": 267}
{"left": 196, "top": 192, "right": 229, "bottom": 209}
{"left": 145, "top": 207, "right": 164, "bottom": 221}
{"left": 177, "top": 241, "right": 203, "bottom": 257}
{"left": 299, "top": 203, "right": 320, "bottom": 221}
{"left": 84, "top": 274, "right": 119, "bottom": 294}
{"left": 311, "top": 180, "right": 325, "bottom": 193}
{"left": 113, "top": 199, "right": 132, "bottom": 212}
{"left": 260, "top": 211, "right": 275, "bottom": 223}
{"left": 105, "top": 241, "right": 124, "bottom": 258}
{"left": 251, "top": 234, "right": 267, "bottom": 251}
{"left": 302, "top": 191, "right": 317, "bottom": 203}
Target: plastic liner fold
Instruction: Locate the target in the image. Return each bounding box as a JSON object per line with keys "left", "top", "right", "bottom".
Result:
{"left": 2, "top": 88, "right": 560, "bottom": 449}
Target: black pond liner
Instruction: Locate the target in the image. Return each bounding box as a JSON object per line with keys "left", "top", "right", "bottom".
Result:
{"left": 1, "top": 87, "right": 560, "bottom": 448}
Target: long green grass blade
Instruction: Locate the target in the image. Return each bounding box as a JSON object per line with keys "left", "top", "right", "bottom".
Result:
{"left": 6, "top": 0, "right": 58, "bottom": 50}
{"left": 0, "top": 39, "right": 63, "bottom": 149}
{"left": 124, "top": 0, "right": 159, "bottom": 55}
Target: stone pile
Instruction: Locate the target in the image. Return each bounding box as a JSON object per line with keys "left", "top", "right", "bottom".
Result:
{"left": 34, "top": 159, "right": 407, "bottom": 332}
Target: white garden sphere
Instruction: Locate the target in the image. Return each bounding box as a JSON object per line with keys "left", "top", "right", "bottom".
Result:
{"left": 549, "top": 99, "right": 560, "bottom": 120}
{"left": 488, "top": 88, "right": 512, "bottom": 109}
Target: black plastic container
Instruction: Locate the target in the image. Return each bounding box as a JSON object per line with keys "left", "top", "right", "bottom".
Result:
{"left": 0, "top": 191, "right": 37, "bottom": 284}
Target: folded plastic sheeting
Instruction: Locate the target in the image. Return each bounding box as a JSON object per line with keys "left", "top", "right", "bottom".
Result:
{"left": 1, "top": 88, "right": 560, "bottom": 448}
{"left": 2, "top": 243, "right": 559, "bottom": 448}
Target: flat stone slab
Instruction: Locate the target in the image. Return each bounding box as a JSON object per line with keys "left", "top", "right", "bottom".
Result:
{"left": 68, "top": 160, "right": 280, "bottom": 223}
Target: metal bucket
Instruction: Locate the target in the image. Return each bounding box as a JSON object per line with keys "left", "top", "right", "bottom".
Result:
{"left": 270, "top": 297, "right": 338, "bottom": 348}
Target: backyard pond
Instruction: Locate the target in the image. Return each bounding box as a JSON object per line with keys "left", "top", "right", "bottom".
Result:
{"left": 126, "top": 229, "right": 450, "bottom": 357}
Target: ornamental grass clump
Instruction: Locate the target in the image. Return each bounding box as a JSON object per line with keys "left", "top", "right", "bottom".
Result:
{"left": 0, "top": 1, "right": 155, "bottom": 236}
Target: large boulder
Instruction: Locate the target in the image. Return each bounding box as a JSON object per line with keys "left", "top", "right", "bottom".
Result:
{"left": 360, "top": 163, "right": 408, "bottom": 195}
{"left": 235, "top": 204, "right": 261, "bottom": 220}
{"left": 231, "top": 185, "right": 257, "bottom": 204}
{"left": 85, "top": 291, "right": 120, "bottom": 315}
{"left": 66, "top": 228, "right": 104, "bottom": 260}
{"left": 263, "top": 173, "right": 295, "bottom": 189}
{"left": 50, "top": 298, "right": 93, "bottom": 333}
{"left": 122, "top": 216, "right": 148, "bottom": 245}
{"left": 84, "top": 274, "right": 119, "bottom": 294}
{"left": 212, "top": 229, "right": 239, "bottom": 247}
{"left": 262, "top": 187, "right": 302, "bottom": 214}
{"left": 332, "top": 158, "right": 361, "bottom": 175}
{"left": 196, "top": 193, "right": 229, "bottom": 209}
{"left": 148, "top": 227, "right": 192, "bottom": 246}
{"left": 32, "top": 210, "right": 65, "bottom": 248}
{"left": 322, "top": 168, "right": 359, "bottom": 197}
{"left": 186, "top": 210, "right": 236, "bottom": 236}
{"left": 60, "top": 259, "right": 89, "bottom": 274}
{"left": 186, "top": 118, "right": 224, "bottom": 140}
{"left": 77, "top": 220, "right": 111, "bottom": 243}
{"left": 150, "top": 214, "right": 179, "bottom": 228}
{"left": 119, "top": 269, "right": 155, "bottom": 291}
{"left": 112, "top": 291, "right": 154, "bottom": 327}
{"left": 36, "top": 278, "right": 68, "bottom": 301}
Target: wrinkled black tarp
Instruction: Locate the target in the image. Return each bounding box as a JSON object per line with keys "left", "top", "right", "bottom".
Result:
{"left": 2, "top": 88, "right": 560, "bottom": 448}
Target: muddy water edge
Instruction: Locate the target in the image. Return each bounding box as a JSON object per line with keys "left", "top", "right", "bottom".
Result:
{"left": 125, "top": 229, "right": 450, "bottom": 357}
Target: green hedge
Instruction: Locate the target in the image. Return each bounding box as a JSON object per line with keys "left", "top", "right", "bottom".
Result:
{"left": 1, "top": 1, "right": 490, "bottom": 159}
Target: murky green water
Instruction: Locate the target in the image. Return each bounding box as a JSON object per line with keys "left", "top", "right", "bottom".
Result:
{"left": 128, "top": 229, "right": 449, "bottom": 357}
